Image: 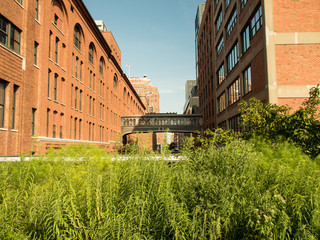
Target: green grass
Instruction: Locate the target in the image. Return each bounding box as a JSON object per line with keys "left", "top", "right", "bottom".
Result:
{"left": 0, "top": 141, "right": 319, "bottom": 239}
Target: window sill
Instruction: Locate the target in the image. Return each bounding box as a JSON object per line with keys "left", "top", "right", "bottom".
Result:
{"left": 47, "top": 98, "right": 52, "bottom": 101}
{"left": 0, "top": 128, "right": 8, "bottom": 132}
{"left": 53, "top": 100, "right": 59, "bottom": 104}
{"left": 52, "top": 22, "right": 65, "bottom": 36}
{"left": 55, "top": 62, "right": 60, "bottom": 67}
{"left": 14, "top": 0, "right": 24, "bottom": 9}
{"left": 61, "top": 67, "right": 66, "bottom": 72}
{"left": 49, "top": 58, "right": 53, "bottom": 62}
{"left": 73, "top": 45, "right": 82, "bottom": 55}
{"left": 33, "top": 64, "right": 40, "bottom": 69}
{"left": 35, "top": 19, "right": 41, "bottom": 25}
{"left": 88, "top": 61, "right": 95, "bottom": 68}
{"left": 61, "top": 103, "right": 66, "bottom": 106}
{"left": 0, "top": 44, "right": 23, "bottom": 60}
{"left": 11, "top": 129, "right": 18, "bottom": 132}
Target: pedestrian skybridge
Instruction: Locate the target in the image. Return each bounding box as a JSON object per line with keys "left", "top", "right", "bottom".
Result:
{"left": 121, "top": 113, "right": 202, "bottom": 139}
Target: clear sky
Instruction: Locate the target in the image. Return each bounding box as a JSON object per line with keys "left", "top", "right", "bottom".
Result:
{"left": 82, "top": 0, "right": 204, "bottom": 113}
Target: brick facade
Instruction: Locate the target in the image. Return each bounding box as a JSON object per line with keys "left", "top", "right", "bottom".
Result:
{"left": 0, "top": 0, "right": 145, "bottom": 155}
{"left": 196, "top": 0, "right": 320, "bottom": 131}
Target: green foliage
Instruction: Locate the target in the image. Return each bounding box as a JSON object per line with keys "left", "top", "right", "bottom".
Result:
{"left": 239, "top": 85, "right": 320, "bottom": 158}
{"left": 1, "top": 140, "right": 319, "bottom": 239}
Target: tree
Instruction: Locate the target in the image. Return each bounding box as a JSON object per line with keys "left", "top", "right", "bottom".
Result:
{"left": 239, "top": 85, "right": 320, "bottom": 158}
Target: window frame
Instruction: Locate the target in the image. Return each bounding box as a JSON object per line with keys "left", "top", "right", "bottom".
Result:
{"left": 73, "top": 25, "right": 81, "bottom": 51}
{"left": 0, "top": 80, "right": 6, "bottom": 128}
{"left": 227, "top": 42, "right": 239, "bottom": 73}
{"left": 0, "top": 15, "right": 21, "bottom": 54}
{"left": 227, "top": 77, "right": 241, "bottom": 106}
{"left": 88, "top": 43, "right": 94, "bottom": 65}
{"left": 243, "top": 65, "right": 252, "bottom": 95}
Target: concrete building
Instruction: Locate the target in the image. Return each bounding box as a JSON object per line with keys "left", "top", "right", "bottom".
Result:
{"left": 183, "top": 80, "right": 199, "bottom": 115}
{"left": 129, "top": 76, "right": 160, "bottom": 113}
{"left": 196, "top": 0, "right": 320, "bottom": 131}
{"left": 0, "top": 0, "right": 145, "bottom": 155}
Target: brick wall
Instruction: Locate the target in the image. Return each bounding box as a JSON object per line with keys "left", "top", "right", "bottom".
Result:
{"left": 276, "top": 44, "right": 320, "bottom": 85}
{"left": 273, "top": 0, "right": 320, "bottom": 32}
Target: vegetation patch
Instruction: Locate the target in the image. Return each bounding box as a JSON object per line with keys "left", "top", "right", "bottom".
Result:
{"left": 0, "top": 140, "right": 319, "bottom": 239}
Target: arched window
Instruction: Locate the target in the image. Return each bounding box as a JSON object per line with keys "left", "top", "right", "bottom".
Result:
{"left": 123, "top": 87, "right": 126, "bottom": 100}
{"left": 99, "top": 57, "right": 104, "bottom": 75}
{"left": 113, "top": 74, "right": 118, "bottom": 89}
{"left": 74, "top": 24, "right": 81, "bottom": 50}
{"left": 89, "top": 43, "right": 95, "bottom": 65}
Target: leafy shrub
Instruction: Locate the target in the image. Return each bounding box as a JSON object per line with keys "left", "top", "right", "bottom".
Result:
{"left": 239, "top": 85, "right": 320, "bottom": 158}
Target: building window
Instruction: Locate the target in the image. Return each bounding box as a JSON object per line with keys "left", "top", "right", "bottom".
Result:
{"left": 49, "top": 31, "right": 52, "bottom": 59}
{"left": 89, "top": 96, "right": 92, "bottom": 115}
{"left": 226, "top": 8, "right": 237, "bottom": 38}
{"left": 89, "top": 71, "right": 92, "bottom": 89}
{"left": 242, "top": 25, "right": 250, "bottom": 53}
{"left": 215, "top": 9, "right": 223, "bottom": 33}
{"left": 217, "top": 93, "right": 226, "bottom": 114}
{"left": 243, "top": 66, "right": 252, "bottom": 95}
{"left": 46, "top": 109, "right": 50, "bottom": 137}
{"left": 34, "top": 42, "right": 39, "bottom": 66}
{"left": 79, "top": 90, "right": 82, "bottom": 111}
{"left": 92, "top": 98, "right": 95, "bottom": 116}
{"left": 55, "top": 37, "right": 59, "bottom": 63}
{"left": 225, "top": 0, "right": 230, "bottom": 8}
{"left": 99, "top": 57, "right": 104, "bottom": 75}
{"left": 218, "top": 121, "right": 227, "bottom": 130}
{"left": 251, "top": 5, "right": 263, "bottom": 38}
{"left": 12, "top": 85, "right": 18, "bottom": 129}
{"left": 54, "top": 73, "right": 58, "bottom": 101}
{"left": 217, "top": 64, "right": 225, "bottom": 86}
{"left": 228, "top": 78, "right": 241, "bottom": 106}
{"left": 75, "top": 87, "right": 78, "bottom": 109}
{"left": 0, "top": 80, "right": 7, "bottom": 128}
{"left": 229, "top": 115, "right": 241, "bottom": 132}
{"left": 35, "top": 0, "right": 39, "bottom": 21}
{"left": 75, "top": 57, "right": 79, "bottom": 79}
{"left": 79, "top": 119, "right": 82, "bottom": 140}
{"left": 227, "top": 42, "right": 239, "bottom": 73}
{"left": 47, "top": 69, "right": 51, "bottom": 98}
{"left": 216, "top": 36, "right": 224, "bottom": 56}
{"left": 74, "top": 118, "right": 77, "bottom": 140}
{"left": 71, "top": 84, "right": 73, "bottom": 108}
{"left": 80, "top": 61, "right": 83, "bottom": 82}
{"left": 53, "top": 124, "right": 56, "bottom": 138}
{"left": 73, "top": 25, "right": 81, "bottom": 50}
{"left": 240, "top": 0, "right": 248, "bottom": 10}
{"left": 54, "top": 14, "right": 59, "bottom": 25}
{"left": 113, "top": 74, "right": 118, "bottom": 90}
{"left": 0, "top": 15, "right": 21, "bottom": 54}
{"left": 60, "top": 126, "right": 63, "bottom": 138}
{"left": 89, "top": 43, "right": 94, "bottom": 65}
{"left": 93, "top": 74, "right": 95, "bottom": 91}
{"left": 32, "top": 108, "right": 36, "bottom": 135}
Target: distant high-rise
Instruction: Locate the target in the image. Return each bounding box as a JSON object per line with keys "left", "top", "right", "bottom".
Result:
{"left": 196, "top": 0, "right": 320, "bottom": 131}
{"left": 129, "top": 76, "right": 160, "bottom": 113}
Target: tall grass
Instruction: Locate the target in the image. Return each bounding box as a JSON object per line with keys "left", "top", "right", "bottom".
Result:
{"left": 0, "top": 141, "right": 319, "bottom": 239}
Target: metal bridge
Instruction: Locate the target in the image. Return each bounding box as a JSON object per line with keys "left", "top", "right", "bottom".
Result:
{"left": 121, "top": 113, "right": 202, "bottom": 142}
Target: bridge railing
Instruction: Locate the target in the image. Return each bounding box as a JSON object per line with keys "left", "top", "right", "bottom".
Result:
{"left": 121, "top": 114, "right": 202, "bottom": 128}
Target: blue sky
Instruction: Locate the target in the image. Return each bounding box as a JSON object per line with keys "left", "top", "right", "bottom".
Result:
{"left": 83, "top": 0, "right": 204, "bottom": 113}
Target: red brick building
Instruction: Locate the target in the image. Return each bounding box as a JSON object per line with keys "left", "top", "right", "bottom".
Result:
{"left": 197, "top": 0, "right": 320, "bottom": 131}
{"left": 0, "top": 0, "right": 145, "bottom": 155}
